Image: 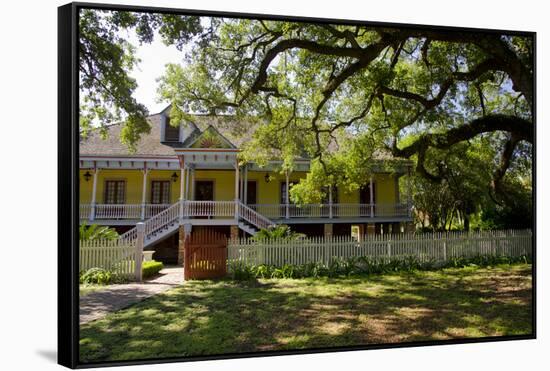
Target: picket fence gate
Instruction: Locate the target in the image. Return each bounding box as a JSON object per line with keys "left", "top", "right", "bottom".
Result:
{"left": 227, "top": 229, "right": 532, "bottom": 267}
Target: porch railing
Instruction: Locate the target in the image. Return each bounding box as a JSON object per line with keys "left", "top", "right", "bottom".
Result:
{"left": 80, "top": 203, "right": 171, "bottom": 221}
{"left": 185, "top": 201, "right": 236, "bottom": 217}
{"left": 249, "top": 203, "right": 410, "bottom": 219}
{"left": 80, "top": 202, "right": 411, "bottom": 221}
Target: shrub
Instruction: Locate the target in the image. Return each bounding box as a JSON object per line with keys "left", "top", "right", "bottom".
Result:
{"left": 142, "top": 260, "right": 164, "bottom": 278}
{"left": 229, "top": 261, "right": 256, "bottom": 281}
{"left": 227, "top": 254, "right": 531, "bottom": 281}
{"left": 80, "top": 268, "right": 114, "bottom": 285}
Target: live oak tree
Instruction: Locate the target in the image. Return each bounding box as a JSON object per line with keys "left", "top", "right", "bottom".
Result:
{"left": 80, "top": 11, "right": 533, "bottom": 226}
{"left": 79, "top": 9, "right": 202, "bottom": 150}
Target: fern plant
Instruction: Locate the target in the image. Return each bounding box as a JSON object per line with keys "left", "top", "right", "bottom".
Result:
{"left": 79, "top": 222, "right": 119, "bottom": 241}
{"left": 253, "top": 225, "right": 305, "bottom": 241}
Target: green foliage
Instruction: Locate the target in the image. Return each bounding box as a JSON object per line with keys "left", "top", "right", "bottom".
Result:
{"left": 446, "top": 254, "right": 531, "bottom": 268}
{"left": 477, "top": 176, "right": 533, "bottom": 230}
{"left": 79, "top": 268, "right": 129, "bottom": 285}
{"left": 79, "top": 10, "right": 202, "bottom": 149}
{"left": 79, "top": 223, "right": 119, "bottom": 241}
{"left": 142, "top": 261, "right": 164, "bottom": 278}
{"left": 82, "top": 11, "right": 532, "bottom": 225}
{"left": 228, "top": 254, "right": 530, "bottom": 281}
{"left": 228, "top": 261, "right": 256, "bottom": 281}
{"left": 253, "top": 225, "right": 305, "bottom": 241}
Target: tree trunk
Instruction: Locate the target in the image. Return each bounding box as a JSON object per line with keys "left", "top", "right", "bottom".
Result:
{"left": 464, "top": 213, "right": 470, "bottom": 231}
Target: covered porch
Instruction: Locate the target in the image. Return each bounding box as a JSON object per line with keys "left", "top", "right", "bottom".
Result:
{"left": 79, "top": 150, "right": 413, "bottom": 225}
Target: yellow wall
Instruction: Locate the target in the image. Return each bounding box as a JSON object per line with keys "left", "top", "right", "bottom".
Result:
{"left": 79, "top": 169, "right": 183, "bottom": 204}
{"left": 79, "top": 169, "right": 399, "bottom": 204}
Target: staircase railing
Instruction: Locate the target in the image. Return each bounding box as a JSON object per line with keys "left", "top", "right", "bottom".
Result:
{"left": 238, "top": 201, "right": 273, "bottom": 231}
{"left": 120, "top": 201, "right": 180, "bottom": 242}
{"left": 119, "top": 200, "right": 274, "bottom": 244}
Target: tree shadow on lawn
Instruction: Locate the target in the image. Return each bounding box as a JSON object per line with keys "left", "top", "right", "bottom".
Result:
{"left": 79, "top": 266, "right": 532, "bottom": 363}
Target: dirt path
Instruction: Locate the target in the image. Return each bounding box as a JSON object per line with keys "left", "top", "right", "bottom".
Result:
{"left": 79, "top": 266, "right": 183, "bottom": 324}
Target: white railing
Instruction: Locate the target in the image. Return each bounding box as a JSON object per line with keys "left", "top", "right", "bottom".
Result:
{"left": 228, "top": 229, "right": 532, "bottom": 267}
{"left": 248, "top": 204, "right": 286, "bottom": 219}
{"left": 238, "top": 201, "right": 273, "bottom": 230}
{"left": 81, "top": 202, "right": 410, "bottom": 221}
{"left": 80, "top": 204, "right": 92, "bottom": 219}
{"left": 248, "top": 203, "right": 410, "bottom": 219}
{"left": 185, "top": 200, "right": 236, "bottom": 217}
{"left": 120, "top": 202, "right": 180, "bottom": 242}
{"left": 80, "top": 204, "right": 172, "bottom": 220}
{"left": 94, "top": 204, "right": 142, "bottom": 219}
{"left": 144, "top": 204, "right": 171, "bottom": 218}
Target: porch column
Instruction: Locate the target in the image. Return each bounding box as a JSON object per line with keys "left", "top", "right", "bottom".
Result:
{"left": 191, "top": 168, "right": 195, "bottom": 200}
{"left": 239, "top": 165, "right": 244, "bottom": 201}
{"left": 140, "top": 165, "right": 149, "bottom": 220}
{"left": 369, "top": 176, "right": 374, "bottom": 217}
{"left": 179, "top": 159, "right": 186, "bottom": 221}
{"left": 328, "top": 184, "right": 333, "bottom": 219}
{"left": 243, "top": 165, "right": 248, "bottom": 204}
{"left": 285, "top": 171, "right": 290, "bottom": 219}
{"left": 89, "top": 167, "right": 100, "bottom": 221}
{"left": 185, "top": 166, "right": 190, "bottom": 200}
{"left": 406, "top": 165, "right": 412, "bottom": 217}
{"left": 235, "top": 160, "right": 240, "bottom": 220}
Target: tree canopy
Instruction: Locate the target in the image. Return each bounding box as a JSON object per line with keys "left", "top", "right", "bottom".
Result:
{"left": 79, "top": 10, "right": 533, "bottom": 227}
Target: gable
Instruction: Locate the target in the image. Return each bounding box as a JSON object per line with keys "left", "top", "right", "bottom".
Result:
{"left": 188, "top": 125, "right": 235, "bottom": 149}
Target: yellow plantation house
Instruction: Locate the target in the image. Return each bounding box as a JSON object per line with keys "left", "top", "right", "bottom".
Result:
{"left": 80, "top": 105, "right": 414, "bottom": 263}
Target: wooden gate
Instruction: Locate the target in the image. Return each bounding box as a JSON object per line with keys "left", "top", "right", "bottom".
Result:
{"left": 184, "top": 229, "right": 228, "bottom": 280}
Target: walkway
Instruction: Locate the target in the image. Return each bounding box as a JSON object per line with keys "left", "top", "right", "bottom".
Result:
{"left": 79, "top": 266, "right": 184, "bottom": 324}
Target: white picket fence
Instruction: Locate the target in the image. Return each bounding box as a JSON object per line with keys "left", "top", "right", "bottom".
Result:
{"left": 79, "top": 239, "right": 137, "bottom": 278}
{"left": 227, "top": 229, "right": 532, "bottom": 267}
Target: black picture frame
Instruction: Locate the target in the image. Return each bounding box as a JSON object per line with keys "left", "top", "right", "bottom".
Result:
{"left": 58, "top": 2, "right": 536, "bottom": 368}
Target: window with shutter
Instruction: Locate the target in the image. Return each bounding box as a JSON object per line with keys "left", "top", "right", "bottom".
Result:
{"left": 104, "top": 181, "right": 126, "bottom": 204}
{"left": 151, "top": 181, "right": 171, "bottom": 204}
{"left": 164, "top": 117, "right": 180, "bottom": 142}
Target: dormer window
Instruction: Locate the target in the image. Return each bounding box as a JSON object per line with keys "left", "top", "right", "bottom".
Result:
{"left": 164, "top": 117, "right": 180, "bottom": 142}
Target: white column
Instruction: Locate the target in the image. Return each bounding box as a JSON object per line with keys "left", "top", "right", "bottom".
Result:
{"left": 179, "top": 160, "right": 186, "bottom": 221}
{"left": 329, "top": 184, "right": 333, "bottom": 219}
{"left": 369, "top": 176, "right": 374, "bottom": 217}
{"left": 244, "top": 165, "right": 248, "bottom": 204}
{"left": 406, "top": 165, "right": 412, "bottom": 217}
{"left": 185, "top": 166, "right": 190, "bottom": 200}
{"left": 191, "top": 168, "right": 195, "bottom": 200}
{"left": 89, "top": 168, "right": 100, "bottom": 221}
{"left": 235, "top": 160, "right": 240, "bottom": 219}
{"left": 285, "top": 171, "right": 290, "bottom": 219}
{"left": 180, "top": 163, "right": 186, "bottom": 201}
{"left": 140, "top": 166, "right": 149, "bottom": 220}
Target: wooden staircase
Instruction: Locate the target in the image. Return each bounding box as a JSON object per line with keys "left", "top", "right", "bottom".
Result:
{"left": 119, "top": 200, "right": 274, "bottom": 247}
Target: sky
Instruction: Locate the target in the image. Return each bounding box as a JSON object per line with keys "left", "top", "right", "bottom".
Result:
{"left": 125, "top": 30, "right": 188, "bottom": 114}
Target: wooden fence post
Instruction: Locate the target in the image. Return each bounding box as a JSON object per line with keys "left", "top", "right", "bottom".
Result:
{"left": 135, "top": 222, "right": 145, "bottom": 282}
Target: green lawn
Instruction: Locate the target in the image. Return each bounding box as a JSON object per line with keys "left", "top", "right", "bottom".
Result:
{"left": 80, "top": 264, "right": 532, "bottom": 363}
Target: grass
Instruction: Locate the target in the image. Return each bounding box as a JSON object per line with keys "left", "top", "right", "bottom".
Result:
{"left": 79, "top": 264, "right": 532, "bottom": 363}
